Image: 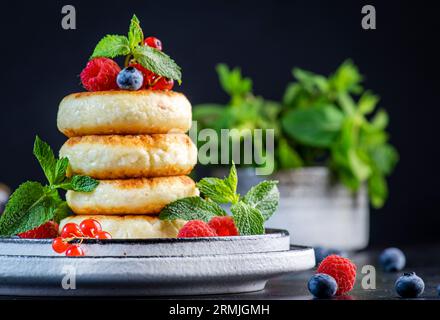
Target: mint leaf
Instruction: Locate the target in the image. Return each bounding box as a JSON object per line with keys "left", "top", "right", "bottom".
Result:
{"left": 159, "top": 197, "right": 227, "bottom": 222}
{"left": 196, "top": 164, "right": 240, "bottom": 204}
{"left": 0, "top": 182, "right": 58, "bottom": 236}
{"left": 277, "top": 138, "right": 303, "bottom": 169}
{"left": 216, "top": 64, "right": 252, "bottom": 99}
{"left": 368, "top": 172, "right": 388, "bottom": 208}
{"left": 70, "top": 175, "right": 99, "bottom": 192}
{"left": 231, "top": 201, "right": 264, "bottom": 236}
{"left": 243, "top": 181, "right": 279, "bottom": 221}
{"left": 128, "top": 14, "right": 143, "bottom": 50}
{"left": 358, "top": 91, "right": 379, "bottom": 115}
{"left": 282, "top": 105, "right": 345, "bottom": 147}
{"left": 53, "top": 201, "right": 71, "bottom": 224}
{"left": 59, "top": 175, "right": 99, "bottom": 192}
{"left": 371, "top": 109, "right": 389, "bottom": 130}
{"left": 224, "top": 163, "right": 238, "bottom": 196}
{"left": 91, "top": 35, "right": 130, "bottom": 59}
{"left": 33, "top": 136, "right": 56, "bottom": 185}
{"left": 54, "top": 157, "right": 69, "bottom": 185}
{"left": 133, "top": 45, "right": 182, "bottom": 82}
{"left": 370, "top": 144, "right": 399, "bottom": 176}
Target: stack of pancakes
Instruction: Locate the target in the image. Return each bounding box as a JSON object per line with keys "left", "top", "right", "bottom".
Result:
{"left": 56, "top": 91, "right": 198, "bottom": 238}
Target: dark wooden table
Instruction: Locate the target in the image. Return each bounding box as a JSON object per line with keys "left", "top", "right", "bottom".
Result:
{"left": 185, "top": 245, "right": 440, "bottom": 300}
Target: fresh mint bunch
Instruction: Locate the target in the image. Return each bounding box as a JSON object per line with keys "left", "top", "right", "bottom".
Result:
{"left": 0, "top": 136, "right": 99, "bottom": 236}
{"left": 90, "top": 14, "right": 182, "bottom": 83}
{"left": 159, "top": 164, "right": 279, "bottom": 235}
{"left": 194, "top": 60, "right": 398, "bottom": 208}
{"left": 281, "top": 60, "right": 399, "bottom": 208}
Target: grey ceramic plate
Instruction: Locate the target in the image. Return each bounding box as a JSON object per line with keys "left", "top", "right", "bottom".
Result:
{"left": 0, "top": 230, "right": 315, "bottom": 296}
{"left": 0, "top": 229, "right": 290, "bottom": 257}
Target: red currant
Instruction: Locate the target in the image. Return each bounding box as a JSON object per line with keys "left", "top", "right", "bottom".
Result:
{"left": 80, "top": 219, "right": 102, "bottom": 238}
{"left": 144, "top": 36, "right": 162, "bottom": 51}
{"left": 152, "top": 77, "right": 174, "bottom": 90}
{"left": 60, "top": 223, "right": 83, "bottom": 239}
{"left": 65, "top": 245, "right": 85, "bottom": 257}
{"left": 145, "top": 71, "right": 159, "bottom": 87}
{"left": 94, "top": 231, "right": 112, "bottom": 239}
{"left": 52, "top": 237, "right": 70, "bottom": 253}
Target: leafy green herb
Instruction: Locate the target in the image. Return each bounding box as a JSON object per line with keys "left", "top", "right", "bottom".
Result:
{"left": 282, "top": 105, "right": 345, "bottom": 147}
{"left": 0, "top": 136, "right": 99, "bottom": 236}
{"left": 33, "top": 136, "right": 57, "bottom": 185}
{"left": 196, "top": 164, "right": 239, "bottom": 204}
{"left": 91, "top": 35, "right": 130, "bottom": 59}
{"left": 193, "top": 60, "right": 398, "bottom": 208}
{"left": 90, "top": 14, "right": 182, "bottom": 82}
{"left": 159, "top": 197, "right": 227, "bottom": 222}
{"left": 242, "top": 181, "right": 279, "bottom": 221}
{"left": 159, "top": 164, "right": 279, "bottom": 235}
{"left": 57, "top": 175, "right": 100, "bottom": 192}
{"left": 128, "top": 14, "right": 143, "bottom": 50}
{"left": 231, "top": 201, "right": 264, "bottom": 235}
{"left": 132, "top": 46, "right": 181, "bottom": 83}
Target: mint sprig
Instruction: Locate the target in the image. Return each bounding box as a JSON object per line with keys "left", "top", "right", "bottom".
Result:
{"left": 196, "top": 164, "right": 240, "bottom": 204}
{"left": 0, "top": 136, "right": 99, "bottom": 236}
{"left": 90, "top": 14, "right": 182, "bottom": 83}
{"left": 159, "top": 164, "right": 279, "bottom": 236}
{"left": 160, "top": 197, "right": 227, "bottom": 222}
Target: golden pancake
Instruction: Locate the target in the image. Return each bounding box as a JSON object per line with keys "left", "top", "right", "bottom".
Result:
{"left": 57, "top": 90, "right": 192, "bottom": 137}
{"left": 59, "top": 134, "right": 197, "bottom": 179}
{"left": 59, "top": 215, "right": 186, "bottom": 239}
{"left": 66, "top": 176, "right": 199, "bottom": 215}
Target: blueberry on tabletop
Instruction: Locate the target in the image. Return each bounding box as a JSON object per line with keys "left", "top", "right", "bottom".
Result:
{"left": 314, "top": 247, "right": 348, "bottom": 265}
{"left": 314, "top": 247, "right": 330, "bottom": 265}
{"left": 116, "top": 67, "right": 144, "bottom": 90}
{"left": 0, "top": 183, "right": 11, "bottom": 215}
{"left": 308, "top": 273, "right": 338, "bottom": 298}
{"left": 395, "top": 272, "right": 424, "bottom": 298}
{"left": 379, "top": 247, "right": 406, "bottom": 272}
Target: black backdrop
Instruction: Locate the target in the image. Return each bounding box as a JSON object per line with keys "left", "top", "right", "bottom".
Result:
{"left": 0, "top": 0, "right": 438, "bottom": 246}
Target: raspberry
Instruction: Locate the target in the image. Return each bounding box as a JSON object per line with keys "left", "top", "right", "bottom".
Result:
{"left": 317, "top": 255, "right": 357, "bottom": 295}
{"left": 208, "top": 216, "right": 239, "bottom": 236}
{"left": 177, "top": 220, "right": 217, "bottom": 238}
{"left": 18, "top": 221, "right": 59, "bottom": 239}
{"left": 80, "top": 58, "right": 121, "bottom": 91}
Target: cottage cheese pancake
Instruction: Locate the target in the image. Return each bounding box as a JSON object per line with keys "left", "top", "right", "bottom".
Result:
{"left": 66, "top": 176, "right": 199, "bottom": 215}
{"left": 59, "top": 215, "right": 187, "bottom": 239}
{"left": 59, "top": 134, "right": 197, "bottom": 179}
{"left": 57, "top": 90, "right": 192, "bottom": 137}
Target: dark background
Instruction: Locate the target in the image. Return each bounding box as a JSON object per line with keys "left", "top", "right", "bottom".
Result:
{"left": 0, "top": 0, "right": 437, "bottom": 246}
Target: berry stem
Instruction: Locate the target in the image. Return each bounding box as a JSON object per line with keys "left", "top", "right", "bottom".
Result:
{"left": 124, "top": 55, "right": 133, "bottom": 67}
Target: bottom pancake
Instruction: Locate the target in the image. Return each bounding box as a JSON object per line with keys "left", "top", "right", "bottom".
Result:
{"left": 59, "top": 215, "right": 186, "bottom": 239}
{"left": 66, "top": 176, "right": 199, "bottom": 215}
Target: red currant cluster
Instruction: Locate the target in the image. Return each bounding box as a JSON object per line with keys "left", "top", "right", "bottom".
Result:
{"left": 52, "top": 219, "right": 111, "bottom": 257}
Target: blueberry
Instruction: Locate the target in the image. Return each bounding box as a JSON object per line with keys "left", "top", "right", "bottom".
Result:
{"left": 116, "top": 67, "right": 143, "bottom": 90}
{"left": 379, "top": 247, "right": 406, "bottom": 272}
{"left": 437, "top": 285, "right": 440, "bottom": 296}
{"left": 314, "top": 247, "right": 348, "bottom": 265}
{"left": 307, "top": 273, "right": 338, "bottom": 298}
{"left": 314, "top": 247, "right": 330, "bottom": 265}
{"left": 0, "top": 183, "right": 10, "bottom": 215}
{"left": 395, "top": 272, "right": 424, "bottom": 298}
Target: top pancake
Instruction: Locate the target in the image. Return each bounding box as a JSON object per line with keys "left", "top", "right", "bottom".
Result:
{"left": 57, "top": 90, "right": 192, "bottom": 137}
